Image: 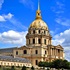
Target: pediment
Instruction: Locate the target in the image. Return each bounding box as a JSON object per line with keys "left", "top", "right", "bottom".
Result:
{"left": 57, "top": 45, "right": 63, "bottom": 49}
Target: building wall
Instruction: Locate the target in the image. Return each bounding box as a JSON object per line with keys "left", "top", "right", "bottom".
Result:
{"left": 13, "top": 45, "right": 64, "bottom": 67}
{"left": 0, "top": 60, "right": 31, "bottom": 67}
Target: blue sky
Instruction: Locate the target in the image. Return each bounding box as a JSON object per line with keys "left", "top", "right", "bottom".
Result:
{"left": 0, "top": 0, "right": 70, "bottom": 61}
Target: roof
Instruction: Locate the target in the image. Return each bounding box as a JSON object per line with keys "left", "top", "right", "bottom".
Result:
{"left": 0, "top": 55, "right": 31, "bottom": 63}
{"left": 47, "top": 45, "right": 63, "bottom": 50}
{"left": 0, "top": 47, "right": 17, "bottom": 53}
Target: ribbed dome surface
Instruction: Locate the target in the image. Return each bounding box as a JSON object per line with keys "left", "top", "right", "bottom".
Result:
{"left": 29, "top": 19, "right": 48, "bottom": 30}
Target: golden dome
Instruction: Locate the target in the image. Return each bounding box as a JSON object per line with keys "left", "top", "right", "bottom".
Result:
{"left": 29, "top": 1, "right": 48, "bottom": 30}
{"left": 29, "top": 19, "right": 48, "bottom": 30}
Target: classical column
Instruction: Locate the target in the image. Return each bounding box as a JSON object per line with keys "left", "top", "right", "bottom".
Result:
{"left": 51, "top": 48, "right": 52, "bottom": 55}
{"left": 30, "top": 38, "right": 32, "bottom": 44}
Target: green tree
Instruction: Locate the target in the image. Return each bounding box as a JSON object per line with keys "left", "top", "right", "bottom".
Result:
{"left": 68, "top": 62, "right": 70, "bottom": 69}
{"left": 38, "top": 61, "right": 45, "bottom": 67}
{"left": 51, "top": 59, "right": 63, "bottom": 70}
{"left": 31, "top": 66, "right": 34, "bottom": 70}
{"left": 0, "top": 65, "right": 2, "bottom": 70}
{"left": 11, "top": 66, "right": 15, "bottom": 70}
{"left": 0, "top": 65, "right": 1, "bottom": 68}
{"left": 62, "top": 60, "right": 70, "bottom": 69}
{"left": 22, "top": 66, "right": 26, "bottom": 70}
{"left": 38, "top": 61, "right": 52, "bottom": 70}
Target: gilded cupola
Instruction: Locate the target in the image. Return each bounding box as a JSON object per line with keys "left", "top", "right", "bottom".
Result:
{"left": 29, "top": 1, "right": 48, "bottom": 30}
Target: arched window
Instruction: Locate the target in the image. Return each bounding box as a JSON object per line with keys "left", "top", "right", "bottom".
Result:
{"left": 16, "top": 51, "right": 18, "bottom": 55}
{"left": 39, "top": 30, "right": 40, "bottom": 34}
{"left": 38, "top": 13, "right": 40, "bottom": 15}
{"left": 45, "top": 51, "right": 46, "bottom": 54}
{"left": 35, "top": 50, "right": 38, "bottom": 54}
{"left": 35, "top": 60, "right": 38, "bottom": 65}
{"left": 33, "top": 39, "right": 35, "bottom": 44}
{"left": 38, "top": 39, "right": 41, "bottom": 44}
{"left": 24, "top": 50, "right": 27, "bottom": 54}
{"left": 33, "top": 30, "right": 35, "bottom": 34}
{"left": 44, "top": 39, "right": 46, "bottom": 44}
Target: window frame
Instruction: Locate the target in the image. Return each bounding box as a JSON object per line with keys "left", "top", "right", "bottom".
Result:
{"left": 35, "top": 60, "right": 38, "bottom": 65}
{"left": 33, "top": 39, "right": 35, "bottom": 44}
{"left": 33, "top": 30, "right": 35, "bottom": 34}
{"left": 24, "top": 50, "right": 27, "bottom": 54}
{"left": 38, "top": 39, "right": 41, "bottom": 44}
{"left": 35, "top": 50, "right": 38, "bottom": 54}
{"left": 44, "top": 39, "right": 46, "bottom": 44}
{"left": 16, "top": 51, "right": 18, "bottom": 55}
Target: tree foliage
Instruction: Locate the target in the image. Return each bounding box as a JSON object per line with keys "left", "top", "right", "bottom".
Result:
{"left": 21, "top": 66, "right": 26, "bottom": 70}
{"left": 31, "top": 66, "right": 35, "bottom": 70}
{"left": 38, "top": 59, "right": 70, "bottom": 69}
{"left": 11, "top": 66, "right": 15, "bottom": 70}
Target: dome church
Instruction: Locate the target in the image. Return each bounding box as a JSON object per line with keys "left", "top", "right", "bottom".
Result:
{"left": 0, "top": 1, "right": 64, "bottom": 68}
{"left": 13, "top": 2, "right": 64, "bottom": 67}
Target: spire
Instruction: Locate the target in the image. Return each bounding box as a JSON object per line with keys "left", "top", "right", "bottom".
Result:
{"left": 36, "top": 0, "right": 42, "bottom": 19}
{"left": 38, "top": 0, "right": 40, "bottom": 10}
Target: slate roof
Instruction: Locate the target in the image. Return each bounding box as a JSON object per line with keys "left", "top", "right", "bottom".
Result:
{"left": 0, "top": 55, "right": 31, "bottom": 63}
{"left": 0, "top": 47, "right": 17, "bottom": 53}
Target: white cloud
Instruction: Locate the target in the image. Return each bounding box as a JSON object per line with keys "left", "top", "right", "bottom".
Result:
{"left": 52, "top": 29, "right": 70, "bottom": 61}
{"left": 9, "top": 18, "right": 28, "bottom": 30}
{"left": 20, "top": 0, "right": 34, "bottom": 10}
{"left": 51, "top": 1, "right": 70, "bottom": 27}
{"left": 52, "top": 29, "right": 70, "bottom": 47}
{"left": 51, "top": 1, "right": 65, "bottom": 15}
{"left": 0, "top": 15, "right": 5, "bottom": 21}
{"left": 0, "top": 30, "right": 28, "bottom": 45}
{"left": 3, "top": 13, "right": 14, "bottom": 19}
{"left": 0, "top": 13, "right": 13, "bottom": 22}
{"left": 55, "top": 18, "right": 70, "bottom": 26}
{"left": 56, "top": 1, "right": 64, "bottom": 9}
{"left": 0, "top": 0, "right": 4, "bottom": 10}
{"left": 64, "top": 47, "right": 70, "bottom": 61}
{"left": 0, "top": 13, "right": 27, "bottom": 31}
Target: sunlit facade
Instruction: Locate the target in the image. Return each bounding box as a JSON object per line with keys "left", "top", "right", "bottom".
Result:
{"left": 13, "top": 2, "right": 64, "bottom": 67}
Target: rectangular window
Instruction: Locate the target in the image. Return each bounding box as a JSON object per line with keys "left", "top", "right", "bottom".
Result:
{"left": 58, "top": 49, "right": 60, "bottom": 53}
{"left": 33, "top": 39, "right": 35, "bottom": 44}
{"left": 44, "top": 39, "right": 46, "bottom": 44}
{"left": 35, "top": 50, "right": 38, "bottom": 54}
{"left": 35, "top": 60, "right": 38, "bottom": 65}
{"left": 38, "top": 39, "right": 41, "bottom": 44}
